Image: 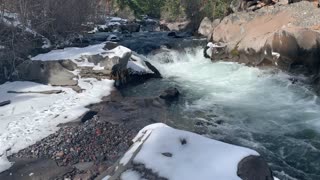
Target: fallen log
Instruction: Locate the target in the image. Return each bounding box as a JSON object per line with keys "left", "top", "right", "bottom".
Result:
{"left": 7, "top": 90, "right": 63, "bottom": 94}
{"left": 0, "top": 100, "right": 11, "bottom": 107}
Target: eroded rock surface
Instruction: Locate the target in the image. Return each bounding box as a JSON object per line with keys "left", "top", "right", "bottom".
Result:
{"left": 210, "top": 1, "right": 320, "bottom": 75}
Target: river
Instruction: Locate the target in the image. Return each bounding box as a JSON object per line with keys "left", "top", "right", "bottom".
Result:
{"left": 121, "top": 47, "right": 320, "bottom": 180}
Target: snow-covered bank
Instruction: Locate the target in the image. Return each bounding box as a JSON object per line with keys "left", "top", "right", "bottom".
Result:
{"left": 0, "top": 79, "right": 114, "bottom": 173}
{"left": 105, "top": 123, "right": 270, "bottom": 180}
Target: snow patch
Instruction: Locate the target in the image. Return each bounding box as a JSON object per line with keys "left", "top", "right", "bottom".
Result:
{"left": 31, "top": 43, "right": 106, "bottom": 62}
{"left": 31, "top": 43, "right": 133, "bottom": 68}
{"left": 128, "top": 54, "right": 153, "bottom": 74}
{"left": 0, "top": 79, "right": 114, "bottom": 173}
{"left": 31, "top": 43, "right": 154, "bottom": 75}
{"left": 121, "top": 170, "right": 142, "bottom": 180}
{"left": 0, "top": 155, "right": 12, "bottom": 173}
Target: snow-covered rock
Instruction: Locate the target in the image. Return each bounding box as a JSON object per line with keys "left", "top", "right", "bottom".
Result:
{"left": 103, "top": 123, "right": 274, "bottom": 180}
{"left": 31, "top": 43, "right": 149, "bottom": 73}
{"left": 30, "top": 43, "right": 161, "bottom": 87}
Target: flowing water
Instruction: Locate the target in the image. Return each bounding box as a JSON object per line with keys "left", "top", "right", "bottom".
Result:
{"left": 122, "top": 48, "right": 320, "bottom": 180}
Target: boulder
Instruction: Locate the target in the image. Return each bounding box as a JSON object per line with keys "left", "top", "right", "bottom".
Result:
{"left": 104, "top": 41, "right": 119, "bottom": 50}
{"left": 140, "top": 18, "right": 160, "bottom": 32}
{"left": 159, "top": 87, "right": 180, "bottom": 101}
{"left": 211, "top": 1, "right": 320, "bottom": 74}
{"left": 237, "top": 155, "right": 274, "bottom": 180}
{"left": 100, "top": 124, "right": 273, "bottom": 180}
{"left": 198, "top": 17, "right": 213, "bottom": 40}
{"left": 120, "top": 23, "right": 141, "bottom": 33}
{"left": 15, "top": 60, "right": 78, "bottom": 86}
{"left": 168, "top": 31, "right": 192, "bottom": 38}
{"left": 0, "top": 158, "right": 74, "bottom": 180}
{"left": 107, "top": 35, "right": 120, "bottom": 42}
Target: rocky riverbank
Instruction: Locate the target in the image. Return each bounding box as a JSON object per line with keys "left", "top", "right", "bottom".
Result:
{"left": 0, "top": 88, "right": 171, "bottom": 179}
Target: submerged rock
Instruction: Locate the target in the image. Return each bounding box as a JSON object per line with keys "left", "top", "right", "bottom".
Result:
{"left": 159, "top": 87, "right": 180, "bottom": 101}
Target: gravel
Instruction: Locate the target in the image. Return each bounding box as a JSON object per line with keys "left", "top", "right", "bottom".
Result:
{"left": 10, "top": 115, "right": 137, "bottom": 179}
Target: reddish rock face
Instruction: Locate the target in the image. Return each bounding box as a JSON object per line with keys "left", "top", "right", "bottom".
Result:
{"left": 209, "top": 1, "right": 320, "bottom": 74}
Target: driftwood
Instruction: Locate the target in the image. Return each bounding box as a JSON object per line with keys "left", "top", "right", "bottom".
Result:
{"left": 7, "top": 90, "right": 63, "bottom": 94}
{"left": 0, "top": 100, "right": 11, "bottom": 107}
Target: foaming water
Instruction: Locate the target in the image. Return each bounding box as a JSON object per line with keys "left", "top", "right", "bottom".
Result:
{"left": 124, "top": 48, "right": 320, "bottom": 180}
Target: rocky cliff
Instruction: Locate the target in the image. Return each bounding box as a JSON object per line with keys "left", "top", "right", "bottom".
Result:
{"left": 200, "top": 1, "right": 320, "bottom": 79}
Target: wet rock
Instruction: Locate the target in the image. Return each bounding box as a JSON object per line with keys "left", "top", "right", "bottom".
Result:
{"left": 104, "top": 41, "right": 119, "bottom": 50}
{"left": 161, "top": 152, "right": 173, "bottom": 157}
{"left": 140, "top": 17, "right": 160, "bottom": 32}
{"left": 96, "top": 93, "right": 167, "bottom": 130}
{"left": 168, "top": 31, "right": 177, "bottom": 37}
{"left": 107, "top": 35, "right": 120, "bottom": 42}
{"left": 118, "top": 32, "right": 207, "bottom": 55}
{"left": 159, "top": 87, "right": 180, "bottom": 101}
{"left": 237, "top": 155, "right": 274, "bottom": 180}
{"left": 144, "top": 61, "right": 162, "bottom": 78}
{"left": 120, "top": 23, "right": 141, "bottom": 33}
{"left": 198, "top": 17, "right": 214, "bottom": 40}
{"left": 80, "top": 111, "right": 98, "bottom": 123}
{"left": 0, "top": 158, "right": 74, "bottom": 180}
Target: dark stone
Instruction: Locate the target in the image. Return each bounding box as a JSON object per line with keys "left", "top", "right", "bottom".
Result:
{"left": 216, "top": 120, "right": 224, "bottom": 125}
{"left": 0, "top": 100, "right": 11, "bottom": 107}
{"left": 180, "top": 138, "right": 187, "bottom": 145}
{"left": 120, "top": 23, "right": 141, "bottom": 33}
{"left": 160, "top": 24, "right": 170, "bottom": 31}
{"left": 168, "top": 31, "right": 177, "bottom": 37}
{"left": 81, "top": 111, "right": 98, "bottom": 123}
{"left": 104, "top": 41, "right": 119, "bottom": 50}
{"left": 237, "top": 155, "right": 274, "bottom": 180}
{"left": 167, "top": 31, "right": 192, "bottom": 38}
{"left": 144, "top": 61, "right": 162, "bottom": 78}
{"left": 161, "top": 152, "right": 173, "bottom": 157}
{"left": 159, "top": 87, "right": 180, "bottom": 101}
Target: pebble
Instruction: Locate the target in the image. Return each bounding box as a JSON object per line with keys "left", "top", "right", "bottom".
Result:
{"left": 10, "top": 116, "right": 135, "bottom": 179}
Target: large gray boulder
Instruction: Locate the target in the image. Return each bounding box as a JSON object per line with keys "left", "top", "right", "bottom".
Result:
{"left": 15, "top": 60, "right": 78, "bottom": 86}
